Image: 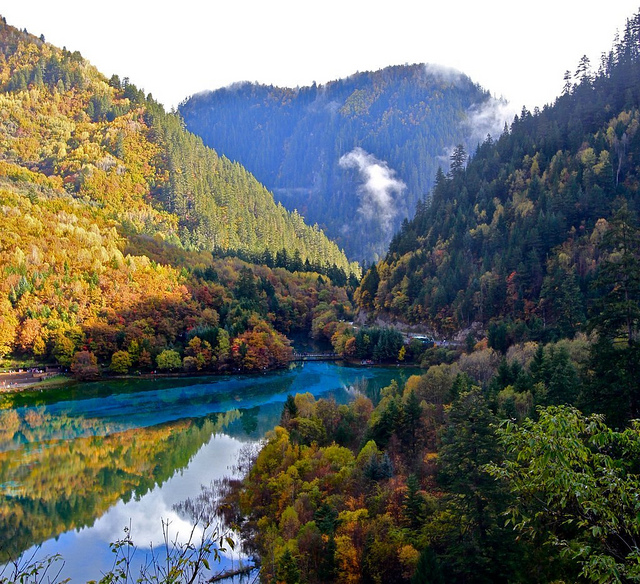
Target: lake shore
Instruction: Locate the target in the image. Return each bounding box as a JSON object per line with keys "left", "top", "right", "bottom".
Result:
{"left": 0, "top": 357, "right": 421, "bottom": 396}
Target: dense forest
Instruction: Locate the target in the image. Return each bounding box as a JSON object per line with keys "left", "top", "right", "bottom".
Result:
{"left": 179, "top": 66, "right": 504, "bottom": 261}
{"left": 0, "top": 18, "right": 358, "bottom": 373}
{"left": 356, "top": 18, "right": 640, "bottom": 345}
{"left": 220, "top": 10, "right": 640, "bottom": 584}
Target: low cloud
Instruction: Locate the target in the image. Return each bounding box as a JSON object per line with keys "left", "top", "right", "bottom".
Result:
{"left": 339, "top": 147, "right": 406, "bottom": 232}
{"left": 423, "top": 63, "right": 465, "bottom": 85}
{"left": 465, "top": 97, "right": 517, "bottom": 147}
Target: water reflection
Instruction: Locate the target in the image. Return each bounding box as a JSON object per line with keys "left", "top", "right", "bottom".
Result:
{"left": 0, "top": 362, "right": 418, "bottom": 578}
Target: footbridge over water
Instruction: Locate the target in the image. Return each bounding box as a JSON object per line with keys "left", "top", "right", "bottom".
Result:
{"left": 290, "top": 352, "right": 341, "bottom": 362}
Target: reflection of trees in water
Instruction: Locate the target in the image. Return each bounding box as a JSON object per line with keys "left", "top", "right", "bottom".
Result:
{"left": 0, "top": 409, "right": 241, "bottom": 561}
{"left": 173, "top": 440, "right": 262, "bottom": 574}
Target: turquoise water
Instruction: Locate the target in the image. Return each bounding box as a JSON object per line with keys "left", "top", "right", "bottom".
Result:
{"left": 0, "top": 361, "right": 417, "bottom": 581}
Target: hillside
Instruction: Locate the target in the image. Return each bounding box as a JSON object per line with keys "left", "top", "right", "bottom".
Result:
{"left": 0, "top": 17, "right": 357, "bottom": 370}
{"left": 356, "top": 13, "right": 640, "bottom": 347}
{"left": 227, "top": 12, "right": 640, "bottom": 584}
{"left": 179, "top": 65, "right": 507, "bottom": 261}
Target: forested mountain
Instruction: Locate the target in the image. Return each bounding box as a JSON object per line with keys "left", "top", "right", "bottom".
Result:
{"left": 357, "top": 14, "right": 640, "bottom": 347}
{"left": 0, "top": 17, "right": 357, "bottom": 370}
{"left": 226, "top": 14, "right": 640, "bottom": 584}
{"left": 179, "top": 66, "right": 506, "bottom": 261}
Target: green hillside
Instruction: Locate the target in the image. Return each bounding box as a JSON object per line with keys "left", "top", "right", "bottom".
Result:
{"left": 0, "top": 17, "right": 357, "bottom": 370}
{"left": 357, "top": 15, "right": 640, "bottom": 347}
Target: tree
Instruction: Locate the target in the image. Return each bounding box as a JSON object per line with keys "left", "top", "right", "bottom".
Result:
{"left": 585, "top": 202, "right": 640, "bottom": 424}
{"left": 488, "top": 406, "right": 640, "bottom": 583}
{"left": 403, "top": 474, "right": 425, "bottom": 529}
{"left": 70, "top": 351, "right": 100, "bottom": 380}
{"left": 590, "top": 203, "right": 640, "bottom": 343}
{"left": 156, "top": 349, "right": 182, "bottom": 371}
{"left": 449, "top": 144, "right": 467, "bottom": 176}
{"left": 109, "top": 350, "right": 132, "bottom": 374}
{"left": 400, "top": 389, "right": 422, "bottom": 460}
{"left": 562, "top": 70, "right": 573, "bottom": 95}
{"left": 437, "top": 388, "right": 518, "bottom": 582}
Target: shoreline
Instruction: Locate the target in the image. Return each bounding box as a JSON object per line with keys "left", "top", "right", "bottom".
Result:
{"left": 0, "top": 358, "right": 423, "bottom": 396}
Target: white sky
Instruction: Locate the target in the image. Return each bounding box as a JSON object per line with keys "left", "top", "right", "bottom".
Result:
{"left": 2, "top": 1, "right": 639, "bottom": 111}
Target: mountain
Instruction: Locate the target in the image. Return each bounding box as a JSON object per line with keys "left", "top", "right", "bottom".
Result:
{"left": 179, "top": 65, "right": 508, "bottom": 262}
{"left": 355, "top": 12, "right": 640, "bottom": 347}
{"left": 0, "top": 17, "right": 357, "bottom": 370}
{"left": 0, "top": 18, "right": 357, "bottom": 276}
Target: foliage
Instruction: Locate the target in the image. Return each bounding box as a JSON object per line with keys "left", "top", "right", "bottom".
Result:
{"left": 355, "top": 11, "right": 640, "bottom": 344}
{"left": 70, "top": 350, "right": 99, "bottom": 380}
{"left": 0, "top": 18, "right": 358, "bottom": 372}
{"left": 488, "top": 406, "right": 640, "bottom": 583}
{"left": 156, "top": 349, "right": 182, "bottom": 371}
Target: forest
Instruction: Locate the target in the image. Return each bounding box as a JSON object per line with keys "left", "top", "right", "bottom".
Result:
{"left": 219, "top": 10, "right": 640, "bottom": 584}
{"left": 179, "top": 65, "right": 501, "bottom": 261}
{"left": 0, "top": 18, "right": 358, "bottom": 375}
{"left": 2, "top": 5, "right": 640, "bottom": 584}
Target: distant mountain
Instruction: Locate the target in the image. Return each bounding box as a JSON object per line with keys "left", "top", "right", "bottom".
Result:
{"left": 179, "top": 65, "right": 509, "bottom": 262}
{"left": 355, "top": 11, "right": 640, "bottom": 344}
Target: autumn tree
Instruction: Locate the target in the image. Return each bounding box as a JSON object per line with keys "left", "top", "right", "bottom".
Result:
{"left": 70, "top": 351, "right": 100, "bottom": 380}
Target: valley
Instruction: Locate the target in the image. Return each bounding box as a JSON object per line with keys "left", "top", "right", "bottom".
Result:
{"left": 1, "top": 6, "right": 640, "bottom": 584}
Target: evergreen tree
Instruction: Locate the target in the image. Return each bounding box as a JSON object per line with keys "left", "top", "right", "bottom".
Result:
{"left": 437, "top": 388, "right": 518, "bottom": 583}
{"left": 585, "top": 202, "right": 640, "bottom": 425}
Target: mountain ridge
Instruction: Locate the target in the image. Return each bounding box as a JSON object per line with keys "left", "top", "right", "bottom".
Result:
{"left": 179, "top": 64, "right": 511, "bottom": 261}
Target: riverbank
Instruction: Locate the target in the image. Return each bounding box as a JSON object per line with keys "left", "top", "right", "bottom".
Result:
{"left": 0, "top": 357, "right": 426, "bottom": 397}
{"left": 0, "top": 369, "right": 66, "bottom": 393}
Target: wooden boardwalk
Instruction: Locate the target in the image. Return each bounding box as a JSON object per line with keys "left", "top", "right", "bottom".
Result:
{"left": 290, "top": 352, "right": 341, "bottom": 362}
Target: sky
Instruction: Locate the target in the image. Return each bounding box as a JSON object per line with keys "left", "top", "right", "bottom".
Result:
{"left": 2, "top": 1, "right": 639, "bottom": 112}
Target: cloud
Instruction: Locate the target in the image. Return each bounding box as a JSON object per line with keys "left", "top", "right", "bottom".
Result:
{"left": 465, "top": 97, "right": 517, "bottom": 147}
{"left": 423, "top": 63, "right": 465, "bottom": 85}
{"left": 339, "top": 147, "right": 406, "bottom": 232}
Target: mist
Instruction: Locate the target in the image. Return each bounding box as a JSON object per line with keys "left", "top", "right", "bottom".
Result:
{"left": 465, "top": 97, "right": 517, "bottom": 147}
{"left": 339, "top": 147, "right": 406, "bottom": 232}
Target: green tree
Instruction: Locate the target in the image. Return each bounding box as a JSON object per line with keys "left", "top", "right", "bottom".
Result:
{"left": 277, "top": 549, "right": 300, "bottom": 584}
{"left": 488, "top": 406, "right": 640, "bottom": 584}
{"left": 437, "top": 388, "right": 518, "bottom": 583}
{"left": 590, "top": 202, "right": 640, "bottom": 343}
{"left": 109, "top": 350, "right": 132, "bottom": 374}
{"left": 156, "top": 349, "right": 182, "bottom": 371}
{"left": 449, "top": 144, "right": 467, "bottom": 175}
{"left": 585, "top": 202, "right": 640, "bottom": 424}
{"left": 400, "top": 389, "right": 422, "bottom": 461}
{"left": 403, "top": 474, "right": 425, "bottom": 529}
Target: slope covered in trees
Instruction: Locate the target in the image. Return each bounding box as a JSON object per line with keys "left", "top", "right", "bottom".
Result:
{"left": 222, "top": 10, "right": 640, "bottom": 584}
{"left": 179, "top": 65, "right": 505, "bottom": 261}
{"left": 229, "top": 333, "right": 640, "bottom": 584}
{"left": 0, "top": 18, "right": 357, "bottom": 276}
{"left": 0, "top": 17, "right": 358, "bottom": 370}
{"left": 356, "top": 13, "right": 640, "bottom": 349}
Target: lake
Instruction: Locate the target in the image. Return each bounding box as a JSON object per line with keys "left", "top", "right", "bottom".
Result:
{"left": 0, "top": 361, "right": 418, "bottom": 581}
